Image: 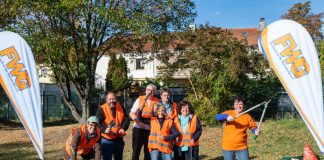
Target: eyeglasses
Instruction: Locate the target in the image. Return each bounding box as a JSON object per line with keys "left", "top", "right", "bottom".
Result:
{"left": 88, "top": 123, "right": 97, "bottom": 127}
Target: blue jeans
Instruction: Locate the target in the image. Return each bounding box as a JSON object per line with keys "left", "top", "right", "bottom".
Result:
{"left": 150, "top": 149, "right": 172, "bottom": 160}
{"left": 222, "top": 149, "right": 249, "bottom": 160}
{"left": 101, "top": 138, "right": 125, "bottom": 160}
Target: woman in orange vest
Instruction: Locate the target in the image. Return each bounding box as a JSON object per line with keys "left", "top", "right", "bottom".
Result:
{"left": 146, "top": 102, "right": 180, "bottom": 160}
{"left": 63, "top": 116, "right": 101, "bottom": 160}
{"left": 159, "top": 88, "right": 177, "bottom": 120}
{"left": 215, "top": 96, "right": 259, "bottom": 160}
{"left": 173, "top": 100, "right": 202, "bottom": 160}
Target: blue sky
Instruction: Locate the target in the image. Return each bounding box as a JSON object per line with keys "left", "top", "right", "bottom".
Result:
{"left": 193, "top": 0, "right": 324, "bottom": 31}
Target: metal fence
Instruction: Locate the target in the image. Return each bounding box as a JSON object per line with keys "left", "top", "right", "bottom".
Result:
{"left": 0, "top": 85, "right": 295, "bottom": 122}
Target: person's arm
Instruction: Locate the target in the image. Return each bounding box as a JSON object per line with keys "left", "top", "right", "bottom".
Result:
{"left": 192, "top": 116, "right": 202, "bottom": 141}
{"left": 70, "top": 129, "right": 81, "bottom": 160}
{"left": 129, "top": 98, "right": 139, "bottom": 121}
{"left": 215, "top": 114, "right": 228, "bottom": 121}
{"left": 96, "top": 107, "right": 107, "bottom": 133}
{"left": 248, "top": 115, "right": 258, "bottom": 135}
{"left": 164, "top": 124, "right": 181, "bottom": 140}
{"left": 93, "top": 140, "right": 101, "bottom": 160}
{"left": 120, "top": 103, "right": 130, "bottom": 131}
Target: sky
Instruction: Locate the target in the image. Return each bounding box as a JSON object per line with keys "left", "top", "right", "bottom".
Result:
{"left": 193, "top": 0, "right": 324, "bottom": 31}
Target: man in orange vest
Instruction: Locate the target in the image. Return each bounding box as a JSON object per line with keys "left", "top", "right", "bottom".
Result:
{"left": 63, "top": 116, "right": 101, "bottom": 160}
{"left": 129, "top": 84, "right": 159, "bottom": 160}
{"left": 96, "top": 91, "right": 130, "bottom": 160}
{"left": 159, "top": 88, "right": 177, "bottom": 120}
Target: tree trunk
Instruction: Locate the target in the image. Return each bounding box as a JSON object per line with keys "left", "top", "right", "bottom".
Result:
{"left": 80, "top": 97, "right": 90, "bottom": 124}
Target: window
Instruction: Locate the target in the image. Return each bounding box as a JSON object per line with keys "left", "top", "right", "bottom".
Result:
{"left": 136, "top": 59, "right": 145, "bottom": 70}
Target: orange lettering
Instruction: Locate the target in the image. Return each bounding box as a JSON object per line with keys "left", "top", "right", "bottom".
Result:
{"left": 0, "top": 47, "right": 31, "bottom": 90}
{"left": 273, "top": 34, "right": 309, "bottom": 78}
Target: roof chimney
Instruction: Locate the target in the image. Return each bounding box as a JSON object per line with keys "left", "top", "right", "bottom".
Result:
{"left": 258, "top": 18, "right": 266, "bottom": 31}
{"left": 189, "top": 23, "right": 196, "bottom": 31}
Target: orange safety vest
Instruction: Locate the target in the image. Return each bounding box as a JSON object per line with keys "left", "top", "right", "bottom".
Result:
{"left": 65, "top": 125, "right": 100, "bottom": 157}
{"left": 100, "top": 102, "right": 125, "bottom": 139}
{"left": 166, "top": 102, "right": 177, "bottom": 120}
{"left": 148, "top": 117, "right": 173, "bottom": 154}
{"left": 139, "top": 96, "right": 158, "bottom": 118}
{"left": 174, "top": 115, "right": 199, "bottom": 147}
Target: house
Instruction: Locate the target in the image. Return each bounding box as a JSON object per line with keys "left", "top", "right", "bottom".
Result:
{"left": 95, "top": 20, "right": 263, "bottom": 88}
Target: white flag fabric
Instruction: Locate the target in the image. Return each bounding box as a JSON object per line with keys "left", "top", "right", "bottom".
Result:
{"left": 0, "top": 31, "right": 44, "bottom": 159}
{"left": 258, "top": 19, "right": 324, "bottom": 152}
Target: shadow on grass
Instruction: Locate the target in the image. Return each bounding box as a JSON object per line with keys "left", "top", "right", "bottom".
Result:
{"left": 43, "top": 119, "right": 77, "bottom": 127}
{"left": 0, "top": 141, "right": 39, "bottom": 160}
{"left": 0, "top": 141, "right": 62, "bottom": 160}
{"left": 0, "top": 118, "right": 77, "bottom": 130}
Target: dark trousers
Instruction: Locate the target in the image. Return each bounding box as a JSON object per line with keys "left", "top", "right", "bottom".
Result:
{"left": 132, "top": 127, "right": 151, "bottom": 160}
{"left": 173, "top": 145, "right": 199, "bottom": 160}
{"left": 101, "top": 138, "right": 125, "bottom": 160}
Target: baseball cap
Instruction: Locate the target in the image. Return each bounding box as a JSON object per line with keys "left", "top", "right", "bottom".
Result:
{"left": 87, "top": 116, "right": 99, "bottom": 124}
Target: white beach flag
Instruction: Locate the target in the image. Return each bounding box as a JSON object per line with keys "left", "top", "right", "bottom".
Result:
{"left": 258, "top": 19, "right": 324, "bottom": 152}
{"left": 0, "top": 31, "right": 44, "bottom": 159}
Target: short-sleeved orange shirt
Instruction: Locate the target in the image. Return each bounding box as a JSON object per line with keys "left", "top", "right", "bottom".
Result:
{"left": 221, "top": 110, "right": 256, "bottom": 150}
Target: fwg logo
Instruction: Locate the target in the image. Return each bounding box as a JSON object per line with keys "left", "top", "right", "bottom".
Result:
{"left": 273, "top": 34, "right": 310, "bottom": 78}
{"left": 0, "top": 47, "right": 31, "bottom": 90}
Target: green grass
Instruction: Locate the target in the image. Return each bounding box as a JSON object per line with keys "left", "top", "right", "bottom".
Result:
{"left": 0, "top": 118, "right": 323, "bottom": 159}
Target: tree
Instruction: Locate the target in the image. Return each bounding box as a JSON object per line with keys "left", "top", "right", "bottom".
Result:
{"left": 282, "top": 1, "right": 323, "bottom": 40}
{"left": 106, "top": 54, "right": 132, "bottom": 91}
{"left": 157, "top": 25, "right": 275, "bottom": 125}
{"left": 105, "top": 54, "right": 117, "bottom": 91}
{"left": 0, "top": 0, "right": 17, "bottom": 29}
{"left": 12, "top": 0, "right": 195, "bottom": 123}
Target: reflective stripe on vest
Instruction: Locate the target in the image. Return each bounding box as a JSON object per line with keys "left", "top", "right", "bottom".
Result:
{"left": 139, "top": 96, "right": 158, "bottom": 118}
{"left": 64, "top": 125, "right": 100, "bottom": 156}
{"left": 148, "top": 118, "right": 173, "bottom": 154}
{"left": 100, "top": 102, "right": 125, "bottom": 139}
{"left": 174, "top": 115, "right": 199, "bottom": 147}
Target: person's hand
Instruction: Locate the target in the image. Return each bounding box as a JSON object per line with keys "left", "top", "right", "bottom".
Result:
{"left": 118, "top": 129, "right": 125, "bottom": 134}
{"left": 254, "top": 128, "right": 260, "bottom": 135}
{"left": 104, "top": 127, "right": 111, "bottom": 133}
{"left": 160, "top": 135, "right": 165, "bottom": 141}
{"left": 190, "top": 139, "right": 195, "bottom": 145}
{"left": 226, "top": 115, "right": 234, "bottom": 122}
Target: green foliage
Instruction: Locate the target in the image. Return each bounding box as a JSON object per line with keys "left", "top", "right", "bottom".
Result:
{"left": 106, "top": 54, "right": 132, "bottom": 91}
{"left": 240, "top": 73, "right": 282, "bottom": 108}
{"left": 282, "top": 1, "right": 324, "bottom": 40}
{"left": 319, "top": 41, "right": 324, "bottom": 83}
{"left": 186, "top": 94, "right": 218, "bottom": 126}
{"left": 0, "top": 0, "right": 18, "bottom": 30}
{"left": 157, "top": 25, "right": 280, "bottom": 125}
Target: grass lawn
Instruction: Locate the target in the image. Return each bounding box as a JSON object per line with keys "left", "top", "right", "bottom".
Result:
{"left": 0, "top": 118, "right": 322, "bottom": 160}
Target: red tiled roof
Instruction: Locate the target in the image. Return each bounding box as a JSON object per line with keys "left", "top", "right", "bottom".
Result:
{"left": 107, "top": 28, "right": 260, "bottom": 54}
{"left": 225, "top": 28, "right": 260, "bottom": 45}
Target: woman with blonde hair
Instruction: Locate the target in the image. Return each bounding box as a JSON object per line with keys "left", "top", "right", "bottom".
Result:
{"left": 141, "top": 102, "right": 180, "bottom": 160}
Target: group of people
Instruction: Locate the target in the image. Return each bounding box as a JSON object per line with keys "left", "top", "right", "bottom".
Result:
{"left": 63, "top": 84, "right": 259, "bottom": 160}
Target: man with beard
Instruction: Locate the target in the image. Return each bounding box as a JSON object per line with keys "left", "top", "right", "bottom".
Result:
{"left": 96, "top": 91, "right": 130, "bottom": 160}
